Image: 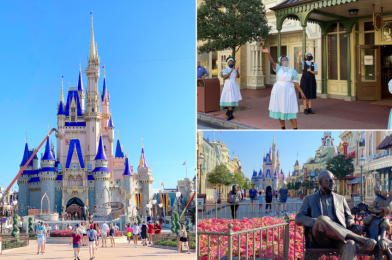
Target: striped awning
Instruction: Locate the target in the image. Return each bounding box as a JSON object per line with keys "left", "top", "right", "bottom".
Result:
{"left": 377, "top": 135, "right": 392, "bottom": 150}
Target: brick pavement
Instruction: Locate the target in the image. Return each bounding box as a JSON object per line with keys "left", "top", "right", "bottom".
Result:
{"left": 1, "top": 239, "right": 195, "bottom": 260}
{"left": 203, "top": 87, "right": 390, "bottom": 129}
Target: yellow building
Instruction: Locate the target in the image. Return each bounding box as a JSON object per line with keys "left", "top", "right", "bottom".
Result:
{"left": 197, "top": 131, "right": 243, "bottom": 202}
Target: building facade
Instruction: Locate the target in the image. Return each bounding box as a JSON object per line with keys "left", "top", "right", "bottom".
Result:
{"left": 17, "top": 16, "right": 153, "bottom": 219}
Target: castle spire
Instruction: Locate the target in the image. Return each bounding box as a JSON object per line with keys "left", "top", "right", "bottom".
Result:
{"left": 89, "top": 12, "right": 96, "bottom": 60}
{"left": 273, "top": 133, "right": 276, "bottom": 145}
{"left": 42, "top": 136, "right": 55, "bottom": 161}
{"left": 122, "top": 155, "right": 133, "bottom": 176}
{"left": 60, "top": 76, "right": 64, "bottom": 102}
{"left": 139, "top": 142, "right": 148, "bottom": 168}
{"left": 78, "top": 62, "right": 84, "bottom": 92}
{"left": 94, "top": 135, "right": 108, "bottom": 160}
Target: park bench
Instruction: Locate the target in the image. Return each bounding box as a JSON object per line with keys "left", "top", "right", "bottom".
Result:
{"left": 292, "top": 202, "right": 392, "bottom": 260}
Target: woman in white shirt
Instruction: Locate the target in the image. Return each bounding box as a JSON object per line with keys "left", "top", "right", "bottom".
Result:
{"left": 132, "top": 222, "right": 140, "bottom": 248}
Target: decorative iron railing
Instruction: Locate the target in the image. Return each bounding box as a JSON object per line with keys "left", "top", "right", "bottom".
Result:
{"left": 28, "top": 209, "right": 55, "bottom": 215}
{"left": 110, "top": 208, "right": 124, "bottom": 220}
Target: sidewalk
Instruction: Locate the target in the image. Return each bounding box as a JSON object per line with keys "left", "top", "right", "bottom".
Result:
{"left": 199, "top": 87, "right": 390, "bottom": 129}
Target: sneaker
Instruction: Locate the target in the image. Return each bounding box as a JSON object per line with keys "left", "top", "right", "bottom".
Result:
{"left": 304, "top": 109, "right": 309, "bottom": 115}
{"left": 308, "top": 108, "right": 314, "bottom": 114}
{"left": 37, "top": 252, "right": 39, "bottom": 255}
{"left": 135, "top": 246, "right": 138, "bottom": 248}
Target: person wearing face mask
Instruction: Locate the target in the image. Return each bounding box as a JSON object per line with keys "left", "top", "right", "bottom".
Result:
{"left": 261, "top": 48, "right": 306, "bottom": 129}
{"left": 197, "top": 61, "right": 208, "bottom": 79}
{"left": 297, "top": 50, "right": 318, "bottom": 115}
{"left": 220, "top": 57, "right": 242, "bottom": 121}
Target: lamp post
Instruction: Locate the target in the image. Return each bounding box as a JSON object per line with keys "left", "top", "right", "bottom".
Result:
{"left": 198, "top": 154, "right": 205, "bottom": 194}
{"left": 175, "top": 187, "right": 181, "bottom": 215}
{"left": 359, "top": 156, "right": 365, "bottom": 202}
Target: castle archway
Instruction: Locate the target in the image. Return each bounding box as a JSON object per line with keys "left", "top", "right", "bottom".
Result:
{"left": 64, "top": 196, "right": 85, "bottom": 220}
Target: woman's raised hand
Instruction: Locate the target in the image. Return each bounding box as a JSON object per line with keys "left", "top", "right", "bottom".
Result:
{"left": 298, "top": 50, "right": 303, "bottom": 56}
{"left": 261, "top": 48, "right": 269, "bottom": 53}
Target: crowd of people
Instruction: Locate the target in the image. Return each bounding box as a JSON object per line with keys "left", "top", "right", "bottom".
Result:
{"left": 228, "top": 183, "right": 290, "bottom": 219}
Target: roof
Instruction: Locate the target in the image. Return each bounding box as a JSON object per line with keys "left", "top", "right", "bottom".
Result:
{"left": 108, "top": 116, "right": 114, "bottom": 128}
{"left": 65, "top": 122, "right": 86, "bottom": 127}
{"left": 92, "top": 167, "right": 111, "bottom": 172}
{"left": 101, "top": 78, "right": 107, "bottom": 102}
{"left": 273, "top": 169, "right": 278, "bottom": 179}
{"left": 64, "top": 90, "right": 83, "bottom": 116}
{"left": 294, "top": 159, "right": 300, "bottom": 167}
{"left": 270, "top": 0, "right": 315, "bottom": 10}
{"left": 122, "top": 157, "right": 133, "bottom": 176}
{"left": 42, "top": 136, "right": 55, "bottom": 161}
{"left": 21, "top": 169, "right": 40, "bottom": 175}
{"left": 139, "top": 147, "right": 148, "bottom": 168}
{"left": 115, "top": 140, "right": 124, "bottom": 158}
{"left": 87, "top": 175, "right": 94, "bottom": 180}
{"left": 252, "top": 170, "right": 257, "bottom": 177}
{"left": 266, "top": 169, "right": 271, "bottom": 178}
{"left": 20, "top": 143, "right": 30, "bottom": 167}
{"left": 77, "top": 69, "right": 84, "bottom": 92}
{"left": 56, "top": 175, "right": 63, "bottom": 181}
{"left": 57, "top": 101, "right": 65, "bottom": 115}
{"left": 65, "top": 139, "right": 85, "bottom": 169}
{"left": 28, "top": 177, "right": 40, "bottom": 183}
{"left": 40, "top": 167, "right": 57, "bottom": 172}
{"left": 347, "top": 177, "right": 361, "bottom": 184}
{"left": 95, "top": 136, "right": 108, "bottom": 160}
{"left": 377, "top": 135, "right": 392, "bottom": 150}
{"left": 258, "top": 169, "right": 263, "bottom": 177}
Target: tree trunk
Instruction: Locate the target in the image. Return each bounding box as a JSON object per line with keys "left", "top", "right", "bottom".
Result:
{"left": 339, "top": 178, "right": 344, "bottom": 196}
{"left": 232, "top": 46, "right": 236, "bottom": 61}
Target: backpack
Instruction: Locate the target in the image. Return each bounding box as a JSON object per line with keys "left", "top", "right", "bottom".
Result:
{"left": 249, "top": 189, "right": 255, "bottom": 199}
{"left": 267, "top": 191, "right": 272, "bottom": 200}
{"left": 37, "top": 226, "right": 43, "bottom": 236}
{"left": 88, "top": 229, "right": 95, "bottom": 241}
{"left": 229, "top": 192, "right": 239, "bottom": 203}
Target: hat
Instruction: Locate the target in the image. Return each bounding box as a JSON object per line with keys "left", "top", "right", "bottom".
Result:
{"left": 226, "top": 57, "right": 235, "bottom": 64}
{"left": 76, "top": 224, "right": 79, "bottom": 227}
{"left": 90, "top": 224, "right": 94, "bottom": 228}
{"left": 305, "top": 52, "right": 312, "bottom": 57}
{"left": 278, "top": 56, "right": 290, "bottom": 62}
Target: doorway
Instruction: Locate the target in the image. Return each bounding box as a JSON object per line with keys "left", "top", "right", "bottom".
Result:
{"left": 66, "top": 197, "right": 84, "bottom": 221}
{"left": 357, "top": 45, "right": 381, "bottom": 100}
{"left": 381, "top": 45, "right": 392, "bottom": 99}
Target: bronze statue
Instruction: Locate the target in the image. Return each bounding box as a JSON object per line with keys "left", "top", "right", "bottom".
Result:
{"left": 362, "top": 186, "right": 392, "bottom": 259}
{"left": 295, "top": 170, "right": 377, "bottom": 260}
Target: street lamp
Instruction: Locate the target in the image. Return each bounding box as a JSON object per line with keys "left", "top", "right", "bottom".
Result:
{"left": 176, "top": 187, "right": 181, "bottom": 215}
{"left": 198, "top": 154, "right": 205, "bottom": 194}
{"left": 359, "top": 156, "right": 365, "bottom": 202}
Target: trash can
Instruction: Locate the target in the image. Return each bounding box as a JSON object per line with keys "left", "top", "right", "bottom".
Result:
{"left": 197, "top": 78, "right": 220, "bottom": 113}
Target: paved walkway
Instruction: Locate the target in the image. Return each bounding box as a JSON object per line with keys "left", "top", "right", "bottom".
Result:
{"left": 203, "top": 87, "right": 389, "bottom": 129}
{"left": 2, "top": 240, "right": 194, "bottom": 260}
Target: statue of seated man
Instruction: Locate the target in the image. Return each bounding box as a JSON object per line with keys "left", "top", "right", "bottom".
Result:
{"left": 295, "top": 170, "right": 377, "bottom": 260}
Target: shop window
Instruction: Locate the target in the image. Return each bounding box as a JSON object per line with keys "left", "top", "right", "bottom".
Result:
{"left": 328, "top": 34, "right": 338, "bottom": 80}
{"left": 339, "top": 23, "right": 346, "bottom": 32}
{"left": 294, "top": 46, "right": 303, "bottom": 74}
{"left": 328, "top": 23, "right": 337, "bottom": 33}
{"left": 355, "top": 22, "right": 359, "bottom": 31}
{"left": 340, "top": 34, "right": 348, "bottom": 80}
{"left": 364, "top": 33, "right": 375, "bottom": 45}
{"left": 364, "top": 21, "right": 374, "bottom": 32}
{"left": 270, "top": 46, "right": 287, "bottom": 75}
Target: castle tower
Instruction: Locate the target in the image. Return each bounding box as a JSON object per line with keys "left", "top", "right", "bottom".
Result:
{"left": 112, "top": 131, "right": 125, "bottom": 179}
{"left": 106, "top": 115, "right": 115, "bottom": 173}
{"left": 84, "top": 13, "right": 101, "bottom": 165}
{"left": 122, "top": 154, "right": 133, "bottom": 215}
{"left": 100, "top": 71, "right": 109, "bottom": 128}
{"left": 272, "top": 134, "right": 276, "bottom": 163}
{"left": 78, "top": 62, "right": 85, "bottom": 112}
{"left": 17, "top": 142, "right": 31, "bottom": 216}
{"left": 93, "top": 135, "right": 111, "bottom": 216}
{"left": 40, "top": 136, "right": 57, "bottom": 213}
{"left": 135, "top": 144, "right": 153, "bottom": 216}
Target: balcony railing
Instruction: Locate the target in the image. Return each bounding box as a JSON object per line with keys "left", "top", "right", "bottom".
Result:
{"left": 28, "top": 209, "right": 55, "bottom": 215}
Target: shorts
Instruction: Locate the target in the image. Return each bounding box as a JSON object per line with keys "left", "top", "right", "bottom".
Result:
{"left": 44, "top": 236, "right": 47, "bottom": 241}
{"left": 250, "top": 197, "right": 257, "bottom": 201}
{"left": 73, "top": 244, "right": 81, "bottom": 248}
{"left": 280, "top": 199, "right": 287, "bottom": 203}
{"left": 127, "top": 232, "right": 132, "bottom": 237}
{"left": 259, "top": 204, "right": 263, "bottom": 206}
{"left": 88, "top": 241, "right": 95, "bottom": 248}
{"left": 37, "top": 237, "right": 44, "bottom": 245}
{"left": 141, "top": 234, "right": 147, "bottom": 239}
{"left": 101, "top": 233, "right": 107, "bottom": 240}
{"left": 83, "top": 234, "right": 87, "bottom": 237}
{"left": 147, "top": 233, "right": 153, "bottom": 238}
{"left": 180, "top": 237, "right": 188, "bottom": 242}
{"left": 133, "top": 234, "right": 139, "bottom": 238}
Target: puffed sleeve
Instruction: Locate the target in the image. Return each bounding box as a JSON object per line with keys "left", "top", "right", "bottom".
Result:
{"left": 313, "top": 62, "right": 318, "bottom": 71}
{"left": 388, "top": 79, "right": 392, "bottom": 94}
{"left": 223, "top": 68, "right": 230, "bottom": 75}
{"left": 291, "top": 69, "right": 299, "bottom": 83}
{"left": 274, "top": 65, "right": 281, "bottom": 74}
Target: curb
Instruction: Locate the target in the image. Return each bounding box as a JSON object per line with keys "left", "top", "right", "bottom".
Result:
{"left": 150, "top": 244, "right": 196, "bottom": 253}
{"left": 197, "top": 113, "right": 259, "bottom": 129}
{"left": 2, "top": 245, "right": 30, "bottom": 254}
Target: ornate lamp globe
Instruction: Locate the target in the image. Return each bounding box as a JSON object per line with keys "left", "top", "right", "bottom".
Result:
{"left": 176, "top": 191, "right": 181, "bottom": 198}
{"left": 152, "top": 198, "right": 157, "bottom": 205}
{"left": 12, "top": 200, "right": 17, "bottom": 206}
{"left": 0, "top": 193, "right": 2, "bottom": 199}
{"left": 159, "top": 203, "right": 162, "bottom": 208}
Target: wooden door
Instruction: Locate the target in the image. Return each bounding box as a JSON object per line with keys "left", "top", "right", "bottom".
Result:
{"left": 357, "top": 45, "right": 381, "bottom": 100}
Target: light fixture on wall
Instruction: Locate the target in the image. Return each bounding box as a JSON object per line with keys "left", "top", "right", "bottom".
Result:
{"left": 348, "top": 9, "right": 359, "bottom": 15}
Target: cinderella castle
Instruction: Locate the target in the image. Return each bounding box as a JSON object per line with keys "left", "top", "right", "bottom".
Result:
{"left": 17, "top": 15, "right": 153, "bottom": 219}
{"left": 251, "top": 135, "right": 286, "bottom": 190}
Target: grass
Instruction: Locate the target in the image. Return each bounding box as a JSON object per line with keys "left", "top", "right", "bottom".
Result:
{"left": 154, "top": 235, "right": 196, "bottom": 249}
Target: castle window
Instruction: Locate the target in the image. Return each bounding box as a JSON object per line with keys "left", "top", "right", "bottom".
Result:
{"left": 92, "top": 127, "right": 94, "bottom": 133}
{"left": 92, "top": 108, "right": 94, "bottom": 112}
{"left": 71, "top": 108, "right": 75, "bottom": 112}
{"left": 71, "top": 116, "right": 75, "bottom": 122}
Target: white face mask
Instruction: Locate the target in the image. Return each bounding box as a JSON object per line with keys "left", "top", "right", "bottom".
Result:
{"left": 281, "top": 61, "right": 289, "bottom": 67}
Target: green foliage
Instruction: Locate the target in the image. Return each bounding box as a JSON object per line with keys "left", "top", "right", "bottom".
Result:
{"left": 304, "top": 177, "right": 318, "bottom": 190}
{"left": 185, "top": 218, "right": 191, "bottom": 232}
{"left": 28, "top": 217, "right": 34, "bottom": 234}
{"left": 171, "top": 212, "right": 180, "bottom": 235}
{"left": 197, "top": 0, "right": 271, "bottom": 59}
{"left": 287, "top": 181, "right": 301, "bottom": 191}
{"left": 326, "top": 154, "right": 354, "bottom": 179}
{"left": 243, "top": 178, "right": 251, "bottom": 190}
{"left": 233, "top": 173, "right": 244, "bottom": 188}
{"left": 136, "top": 215, "right": 142, "bottom": 225}
{"left": 189, "top": 206, "right": 196, "bottom": 225}
{"left": 11, "top": 214, "right": 19, "bottom": 238}
{"left": 207, "top": 165, "right": 234, "bottom": 202}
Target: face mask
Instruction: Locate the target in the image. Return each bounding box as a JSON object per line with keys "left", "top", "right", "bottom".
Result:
{"left": 197, "top": 65, "right": 200, "bottom": 68}
{"left": 306, "top": 56, "right": 313, "bottom": 61}
{"left": 281, "top": 61, "right": 289, "bottom": 67}
{"left": 228, "top": 64, "right": 234, "bottom": 68}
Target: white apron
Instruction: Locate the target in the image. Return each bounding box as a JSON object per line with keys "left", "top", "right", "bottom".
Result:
{"left": 269, "top": 67, "right": 298, "bottom": 114}
{"left": 220, "top": 69, "right": 242, "bottom": 104}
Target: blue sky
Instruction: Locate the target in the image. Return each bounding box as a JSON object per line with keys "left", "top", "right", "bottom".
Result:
{"left": 0, "top": 0, "right": 196, "bottom": 191}
{"left": 202, "top": 131, "right": 341, "bottom": 179}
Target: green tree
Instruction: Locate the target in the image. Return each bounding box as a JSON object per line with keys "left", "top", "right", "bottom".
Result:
{"left": 326, "top": 154, "right": 354, "bottom": 195}
{"left": 185, "top": 218, "right": 191, "bottom": 232}
{"left": 197, "top": 0, "right": 271, "bottom": 60}
{"left": 233, "top": 173, "right": 244, "bottom": 189}
{"left": 304, "top": 177, "right": 318, "bottom": 191}
{"left": 207, "top": 165, "right": 234, "bottom": 202}
{"left": 189, "top": 206, "right": 196, "bottom": 225}
{"left": 12, "top": 214, "right": 19, "bottom": 238}
{"left": 28, "top": 217, "right": 34, "bottom": 234}
{"left": 171, "top": 212, "right": 181, "bottom": 235}
{"left": 243, "top": 178, "right": 251, "bottom": 191}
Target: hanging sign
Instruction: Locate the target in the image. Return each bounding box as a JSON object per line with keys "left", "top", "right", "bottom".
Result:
{"left": 57, "top": 163, "right": 63, "bottom": 172}
{"left": 364, "top": 55, "right": 373, "bottom": 65}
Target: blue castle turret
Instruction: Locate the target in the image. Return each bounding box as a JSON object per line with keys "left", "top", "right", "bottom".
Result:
{"left": 40, "top": 136, "right": 57, "bottom": 213}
